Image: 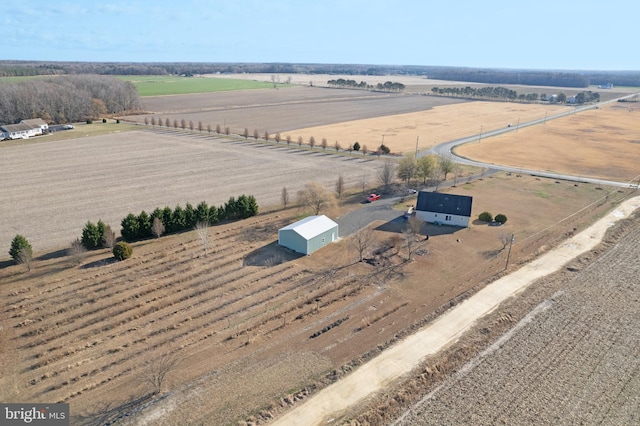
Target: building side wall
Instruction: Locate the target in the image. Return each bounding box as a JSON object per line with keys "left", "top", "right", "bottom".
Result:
{"left": 278, "top": 230, "right": 308, "bottom": 255}
{"left": 416, "top": 211, "right": 470, "bottom": 227}
{"left": 306, "top": 227, "right": 338, "bottom": 254}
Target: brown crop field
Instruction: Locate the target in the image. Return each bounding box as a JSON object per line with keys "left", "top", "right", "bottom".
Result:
{"left": 2, "top": 79, "right": 640, "bottom": 425}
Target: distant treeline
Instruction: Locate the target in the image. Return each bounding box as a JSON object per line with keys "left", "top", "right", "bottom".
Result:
{"left": 0, "top": 75, "right": 141, "bottom": 124}
{"left": 1, "top": 61, "right": 639, "bottom": 88}
{"left": 430, "top": 86, "right": 600, "bottom": 104}
{"left": 327, "top": 79, "right": 405, "bottom": 91}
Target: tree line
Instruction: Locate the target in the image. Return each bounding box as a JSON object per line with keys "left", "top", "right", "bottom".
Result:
{"left": 431, "top": 86, "right": 600, "bottom": 104}
{"left": 0, "top": 75, "right": 142, "bottom": 124}
{"left": 327, "top": 79, "right": 406, "bottom": 92}
{"left": 2, "top": 61, "right": 640, "bottom": 88}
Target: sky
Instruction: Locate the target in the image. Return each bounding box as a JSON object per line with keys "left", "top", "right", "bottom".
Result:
{"left": 1, "top": 0, "right": 638, "bottom": 71}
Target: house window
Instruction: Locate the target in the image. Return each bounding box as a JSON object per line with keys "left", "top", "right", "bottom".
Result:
{"left": 445, "top": 215, "right": 451, "bottom": 221}
{"left": 322, "top": 237, "right": 325, "bottom": 243}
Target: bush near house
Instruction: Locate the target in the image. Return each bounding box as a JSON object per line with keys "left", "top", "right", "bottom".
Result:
{"left": 478, "top": 211, "right": 493, "bottom": 222}
{"left": 113, "top": 241, "right": 132, "bottom": 261}
{"left": 494, "top": 214, "right": 508, "bottom": 224}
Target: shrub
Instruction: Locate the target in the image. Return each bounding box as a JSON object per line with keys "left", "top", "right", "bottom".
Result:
{"left": 494, "top": 214, "right": 508, "bottom": 224}
{"left": 113, "top": 241, "right": 132, "bottom": 261}
{"left": 102, "top": 118, "right": 107, "bottom": 123}
{"left": 116, "top": 119, "right": 120, "bottom": 124}
{"left": 86, "top": 118, "right": 93, "bottom": 124}
{"left": 81, "top": 220, "right": 105, "bottom": 250}
{"left": 353, "top": 141, "right": 361, "bottom": 151}
{"left": 121, "top": 213, "right": 140, "bottom": 242}
{"left": 9, "top": 234, "right": 32, "bottom": 263}
{"left": 378, "top": 144, "right": 390, "bottom": 154}
{"left": 478, "top": 211, "right": 493, "bottom": 222}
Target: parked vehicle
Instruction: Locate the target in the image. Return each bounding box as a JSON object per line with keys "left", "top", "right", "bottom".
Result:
{"left": 366, "top": 193, "right": 381, "bottom": 202}
{"left": 403, "top": 206, "right": 415, "bottom": 219}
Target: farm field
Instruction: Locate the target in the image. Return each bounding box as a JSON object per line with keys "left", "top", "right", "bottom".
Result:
{"left": 0, "top": 129, "right": 382, "bottom": 256}
{"left": 116, "top": 75, "right": 279, "bottom": 96}
{"left": 3, "top": 75, "right": 640, "bottom": 425}
{"left": 456, "top": 102, "right": 640, "bottom": 182}
{"left": 0, "top": 169, "right": 632, "bottom": 425}
{"left": 390, "top": 215, "right": 640, "bottom": 425}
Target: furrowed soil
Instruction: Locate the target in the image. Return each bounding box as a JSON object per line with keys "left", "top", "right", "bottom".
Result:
{"left": 2, "top": 80, "right": 639, "bottom": 425}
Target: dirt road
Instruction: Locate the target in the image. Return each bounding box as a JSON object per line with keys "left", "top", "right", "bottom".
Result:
{"left": 271, "top": 196, "right": 640, "bottom": 425}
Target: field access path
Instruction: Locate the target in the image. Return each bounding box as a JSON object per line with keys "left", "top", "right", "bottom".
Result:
{"left": 271, "top": 195, "right": 640, "bottom": 425}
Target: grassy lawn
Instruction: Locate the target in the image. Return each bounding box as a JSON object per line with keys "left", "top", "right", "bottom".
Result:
{"left": 117, "top": 75, "right": 284, "bottom": 96}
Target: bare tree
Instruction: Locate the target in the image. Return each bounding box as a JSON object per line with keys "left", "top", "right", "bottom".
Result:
{"left": 348, "top": 144, "right": 354, "bottom": 155}
{"left": 297, "top": 182, "right": 335, "bottom": 215}
{"left": 189, "top": 120, "right": 194, "bottom": 131}
{"left": 180, "top": 119, "right": 186, "bottom": 129}
{"left": 165, "top": 118, "right": 170, "bottom": 127}
{"left": 438, "top": 153, "right": 456, "bottom": 180}
{"left": 195, "top": 222, "right": 210, "bottom": 257}
{"left": 207, "top": 123, "right": 212, "bottom": 133}
{"left": 452, "top": 165, "right": 463, "bottom": 187}
{"left": 151, "top": 217, "right": 165, "bottom": 239}
{"left": 286, "top": 135, "right": 292, "bottom": 146}
{"left": 16, "top": 247, "right": 33, "bottom": 272}
{"left": 68, "top": 238, "right": 87, "bottom": 264}
{"left": 334, "top": 141, "right": 341, "bottom": 152}
{"left": 102, "top": 224, "right": 116, "bottom": 249}
{"left": 281, "top": 186, "right": 290, "bottom": 209}
{"left": 243, "top": 128, "right": 249, "bottom": 139}
{"left": 297, "top": 136, "right": 303, "bottom": 147}
{"left": 216, "top": 124, "right": 221, "bottom": 134}
{"left": 173, "top": 119, "right": 178, "bottom": 129}
{"left": 264, "top": 130, "right": 270, "bottom": 141}
{"left": 335, "top": 175, "right": 345, "bottom": 199}
{"left": 225, "top": 126, "right": 230, "bottom": 135}
{"left": 352, "top": 228, "right": 374, "bottom": 262}
{"left": 253, "top": 129, "right": 259, "bottom": 140}
{"left": 146, "top": 352, "right": 179, "bottom": 396}
{"left": 198, "top": 121, "right": 203, "bottom": 132}
{"left": 275, "top": 133, "right": 281, "bottom": 143}
{"left": 378, "top": 159, "right": 396, "bottom": 189}
{"left": 150, "top": 116, "right": 156, "bottom": 127}
{"left": 144, "top": 117, "right": 149, "bottom": 126}
{"left": 499, "top": 233, "right": 512, "bottom": 250}
{"left": 362, "top": 144, "right": 368, "bottom": 156}
{"left": 406, "top": 215, "right": 423, "bottom": 236}
{"left": 403, "top": 228, "right": 416, "bottom": 261}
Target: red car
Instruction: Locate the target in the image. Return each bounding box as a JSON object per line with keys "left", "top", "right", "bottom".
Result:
{"left": 366, "top": 193, "right": 381, "bottom": 202}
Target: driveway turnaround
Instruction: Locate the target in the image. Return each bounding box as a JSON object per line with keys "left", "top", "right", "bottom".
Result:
{"left": 271, "top": 196, "right": 640, "bottom": 426}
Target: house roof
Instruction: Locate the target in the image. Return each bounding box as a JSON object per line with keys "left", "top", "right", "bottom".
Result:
{"left": 416, "top": 191, "right": 473, "bottom": 217}
{"left": 1, "top": 123, "right": 34, "bottom": 133}
{"left": 279, "top": 215, "right": 338, "bottom": 240}
{"left": 21, "top": 118, "right": 48, "bottom": 127}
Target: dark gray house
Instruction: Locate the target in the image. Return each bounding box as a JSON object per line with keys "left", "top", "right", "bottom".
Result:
{"left": 415, "top": 191, "right": 473, "bottom": 227}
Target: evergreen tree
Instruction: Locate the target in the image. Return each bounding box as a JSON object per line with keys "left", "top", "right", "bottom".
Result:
{"left": 9, "top": 234, "right": 32, "bottom": 263}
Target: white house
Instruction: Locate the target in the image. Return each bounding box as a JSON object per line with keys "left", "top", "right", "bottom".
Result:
{"left": 415, "top": 191, "right": 473, "bottom": 228}
{"left": 21, "top": 118, "right": 49, "bottom": 134}
{"left": 278, "top": 215, "right": 339, "bottom": 255}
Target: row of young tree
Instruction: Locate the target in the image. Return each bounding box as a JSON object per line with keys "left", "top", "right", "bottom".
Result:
{"left": 119, "top": 196, "right": 258, "bottom": 242}
{"left": 0, "top": 75, "right": 142, "bottom": 124}
{"left": 396, "top": 153, "right": 459, "bottom": 186}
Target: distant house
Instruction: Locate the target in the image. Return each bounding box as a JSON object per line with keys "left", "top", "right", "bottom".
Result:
{"left": 0, "top": 123, "right": 40, "bottom": 140}
{"left": 415, "top": 191, "right": 473, "bottom": 228}
{"left": 1, "top": 118, "right": 49, "bottom": 140}
{"left": 21, "top": 118, "right": 49, "bottom": 134}
{"left": 278, "top": 215, "right": 339, "bottom": 255}
{"left": 598, "top": 82, "right": 614, "bottom": 89}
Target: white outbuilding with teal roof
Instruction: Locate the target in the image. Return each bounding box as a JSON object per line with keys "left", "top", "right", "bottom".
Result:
{"left": 278, "top": 215, "right": 339, "bottom": 255}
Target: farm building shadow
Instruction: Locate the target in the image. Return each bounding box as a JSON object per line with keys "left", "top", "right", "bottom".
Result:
{"left": 243, "top": 241, "right": 304, "bottom": 267}
{"left": 375, "top": 216, "right": 466, "bottom": 237}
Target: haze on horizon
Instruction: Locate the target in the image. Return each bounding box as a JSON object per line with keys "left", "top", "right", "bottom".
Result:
{"left": 1, "top": 0, "right": 638, "bottom": 71}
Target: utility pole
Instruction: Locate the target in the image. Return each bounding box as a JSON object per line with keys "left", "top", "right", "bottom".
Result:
{"left": 544, "top": 112, "right": 547, "bottom": 125}
{"left": 415, "top": 136, "right": 419, "bottom": 156}
{"left": 505, "top": 233, "right": 515, "bottom": 270}
{"left": 516, "top": 117, "right": 520, "bottom": 132}
{"left": 479, "top": 125, "right": 483, "bottom": 142}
